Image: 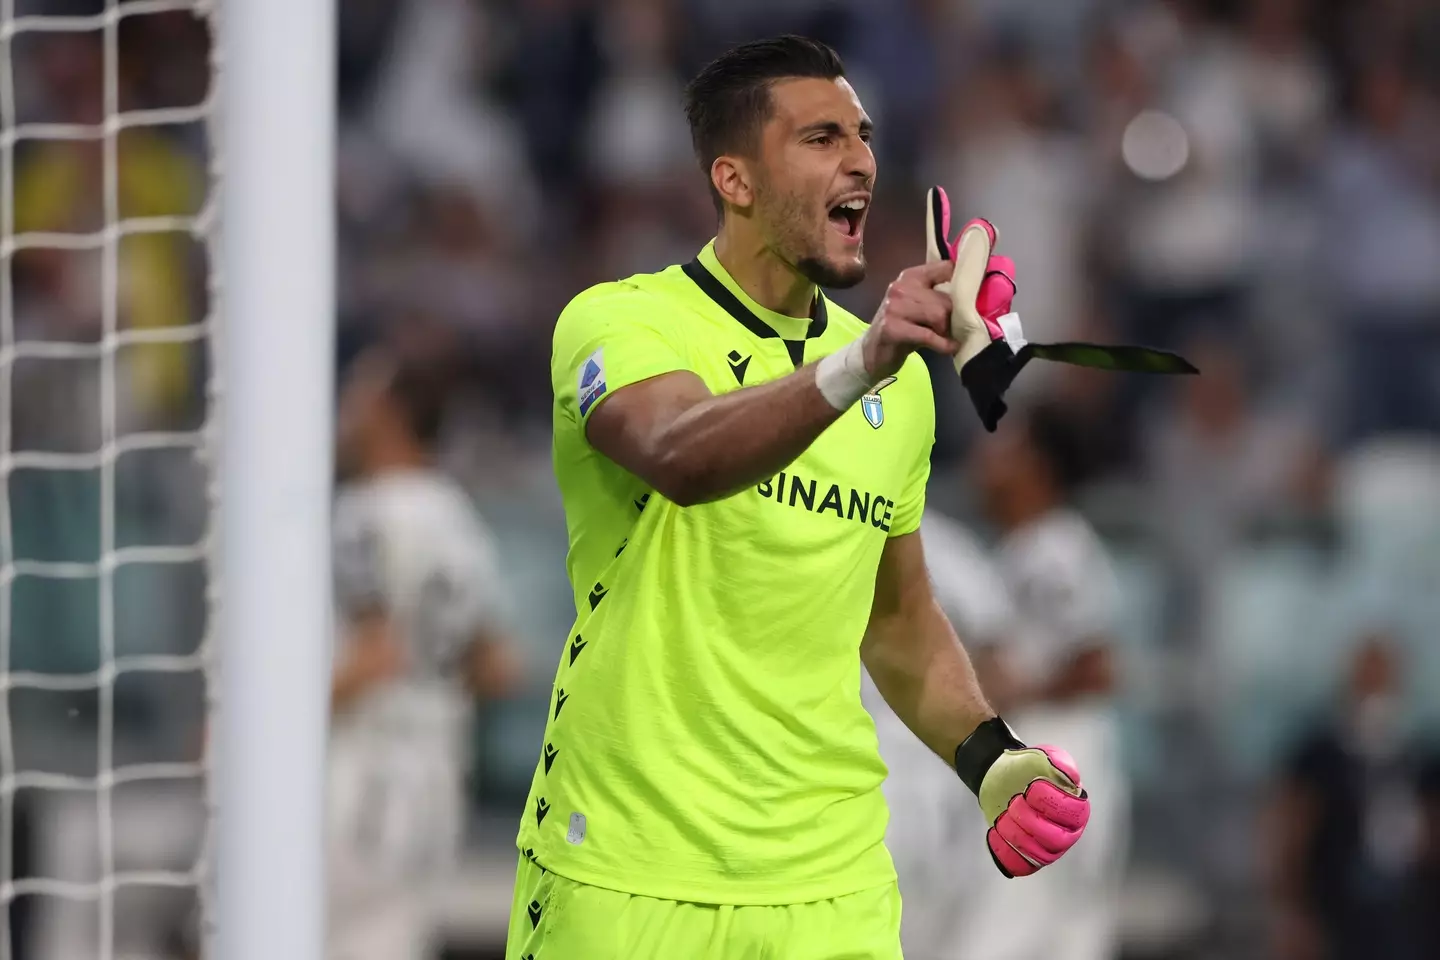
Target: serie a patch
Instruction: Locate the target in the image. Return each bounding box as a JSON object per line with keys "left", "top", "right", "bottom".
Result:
{"left": 578, "top": 348, "right": 607, "bottom": 416}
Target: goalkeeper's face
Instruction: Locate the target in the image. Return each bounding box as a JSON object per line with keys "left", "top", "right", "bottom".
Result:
{"left": 751, "top": 77, "right": 875, "bottom": 290}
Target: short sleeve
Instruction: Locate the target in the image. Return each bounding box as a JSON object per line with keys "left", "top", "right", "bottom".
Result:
{"left": 886, "top": 364, "right": 936, "bottom": 538}
{"left": 421, "top": 509, "right": 509, "bottom": 641}
{"left": 332, "top": 496, "right": 386, "bottom": 618}
{"left": 552, "top": 284, "right": 691, "bottom": 430}
{"left": 406, "top": 544, "right": 498, "bottom": 671}
{"left": 1009, "top": 522, "right": 1120, "bottom": 647}
{"left": 921, "top": 511, "right": 1016, "bottom": 643}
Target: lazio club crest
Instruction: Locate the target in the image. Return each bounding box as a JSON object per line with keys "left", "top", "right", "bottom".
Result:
{"left": 861, "top": 377, "right": 898, "bottom": 429}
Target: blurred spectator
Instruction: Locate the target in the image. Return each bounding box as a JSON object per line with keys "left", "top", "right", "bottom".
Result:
{"left": 14, "top": 29, "right": 205, "bottom": 426}
{"left": 1023, "top": 308, "right": 1144, "bottom": 487}
{"left": 1412, "top": 755, "right": 1440, "bottom": 959}
{"left": 366, "top": 0, "right": 541, "bottom": 237}
{"left": 1143, "top": 334, "right": 1328, "bottom": 644}
{"left": 1237, "top": 0, "right": 1331, "bottom": 183}
{"left": 956, "top": 410, "right": 1129, "bottom": 960}
{"left": 587, "top": 0, "right": 692, "bottom": 189}
{"left": 835, "top": 0, "right": 945, "bottom": 176}
{"left": 1263, "top": 633, "right": 1429, "bottom": 960}
{"left": 328, "top": 346, "right": 522, "bottom": 960}
{"left": 486, "top": 0, "right": 605, "bottom": 221}
{"left": 338, "top": 0, "right": 404, "bottom": 119}
{"left": 1096, "top": 0, "right": 1260, "bottom": 352}
{"left": 584, "top": 0, "right": 710, "bottom": 282}
{"left": 1317, "top": 51, "right": 1440, "bottom": 442}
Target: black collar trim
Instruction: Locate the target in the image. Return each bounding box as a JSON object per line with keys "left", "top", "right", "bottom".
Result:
{"left": 682, "top": 258, "right": 829, "bottom": 343}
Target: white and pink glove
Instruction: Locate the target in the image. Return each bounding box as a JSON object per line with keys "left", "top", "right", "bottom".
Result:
{"left": 926, "top": 185, "right": 1198, "bottom": 433}
{"left": 954, "top": 717, "right": 1091, "bottom": 878}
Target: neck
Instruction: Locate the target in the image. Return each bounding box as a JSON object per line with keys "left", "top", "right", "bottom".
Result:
{"left": 713, "top": 223, "right": 816, "bottom": 319}
{"left": 361, "top": 436, "right": 430, "bottom": 478}
{"left": 1002, "top": 492, "right": 1056, "bottom": 532}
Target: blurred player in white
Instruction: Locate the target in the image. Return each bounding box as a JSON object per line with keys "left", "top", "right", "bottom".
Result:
{"left": 326, "top": 347, "right": 521, "bottom": 960}
{"left": 954, "top": 408, "right": 1129, "bottom": 960}
{"left": 862, "top": 508, "right": 1017, "bottom": 960}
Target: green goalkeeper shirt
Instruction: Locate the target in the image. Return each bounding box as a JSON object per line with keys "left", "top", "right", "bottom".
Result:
{"left": 517, "top": 241, "right": 935, "bottom": 905}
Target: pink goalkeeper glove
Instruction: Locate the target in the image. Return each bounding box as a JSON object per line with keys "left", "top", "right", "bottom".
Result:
{"left": 926, "top": 185, "right": 1198, "bottom": 433}
{"left": 954, "top": 717, "right": 1091, "bottom": 877}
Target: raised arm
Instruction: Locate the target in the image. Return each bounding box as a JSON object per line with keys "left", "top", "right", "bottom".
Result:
{"left": 585, "top": 260, "right": 957, "bottom": 506}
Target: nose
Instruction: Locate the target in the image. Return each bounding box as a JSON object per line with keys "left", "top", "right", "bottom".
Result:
{"left": 847, "top": 135, "right": 876, "bottom": 184}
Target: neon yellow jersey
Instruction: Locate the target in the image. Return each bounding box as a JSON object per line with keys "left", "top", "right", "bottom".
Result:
{"left": 517, "top": 241, "right": 935, "bottom": 905}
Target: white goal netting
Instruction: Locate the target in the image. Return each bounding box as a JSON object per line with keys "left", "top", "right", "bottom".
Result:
{"left": 1, "top": 1, "right": 219, "bottom": 958}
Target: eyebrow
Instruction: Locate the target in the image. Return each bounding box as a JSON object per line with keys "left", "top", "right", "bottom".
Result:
{"left": 797, "top": 117, "right": 874, "bottom": 139}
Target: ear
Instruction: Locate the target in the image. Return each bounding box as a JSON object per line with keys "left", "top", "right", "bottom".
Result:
{"left": 711, "top": 155, "right": 755, "bottom": 212}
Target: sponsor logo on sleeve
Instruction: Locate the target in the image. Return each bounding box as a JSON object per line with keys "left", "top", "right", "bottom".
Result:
{"left": 578, "top": 348, "right": 607, "bottom": 416}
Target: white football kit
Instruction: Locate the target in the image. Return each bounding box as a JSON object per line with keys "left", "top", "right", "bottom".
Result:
{"left": 861, "top": 509, "right": 1017, "bottom": 960}
{"left": 954, "top": 507, "right": 1129, "bottom": 960}
{"left": 327, "top": 469, "right": 506, "bottom": 960}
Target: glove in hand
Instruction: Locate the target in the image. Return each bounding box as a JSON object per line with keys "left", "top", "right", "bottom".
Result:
{"left": 925, "top": 186, "right": 1199, "bottom": 432}
{"left": 955, "top": 717, "right": 1091, "bottom": 878}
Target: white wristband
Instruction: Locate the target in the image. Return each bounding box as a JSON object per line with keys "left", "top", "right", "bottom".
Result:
{"left": 815, "top": 339, "right": 876, "bottom": 411}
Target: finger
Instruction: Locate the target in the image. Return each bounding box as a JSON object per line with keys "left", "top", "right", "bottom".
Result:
{"left": 949, "top": 222, "right": 994, "bottom": 306}
{"left": 890, "top": 322, "right": 959, "bottom": 356}
{"left": 994, "top": 810, "right": 1064, "bottom": 866}
{"left": 1022, "top": 779, "right": 1091, "bottom": 832}
{"left": 987, "top": 827, "right": 1038, "bottom": 878}
{"left": 889, "top": 287, "right": 952, "bottom": 334}
{"left": 910, "top": 258, "right": 959, "bottom": 287}
{"left": 976, "top": 271, "right": 1017, "bottom": 326}
{"left": 961, "top": 216, "right": 999, "bottom": 249}
{"left": 1004, "top": 794, "right": 1085, "bottom": 855}
{"left": 1036, "top": 745, "right": 1082, "bottom": 789}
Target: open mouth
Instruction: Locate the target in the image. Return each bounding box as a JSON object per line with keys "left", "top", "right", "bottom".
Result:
{"left": 828, "top": 196, "right": 868, "bottom": 242}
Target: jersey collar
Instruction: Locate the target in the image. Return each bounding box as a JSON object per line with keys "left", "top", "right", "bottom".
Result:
{"left": 684, "top": 241, "right": 828, "bottom": 347}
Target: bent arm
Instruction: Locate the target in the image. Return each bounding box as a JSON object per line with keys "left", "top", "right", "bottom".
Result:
{"left": 465, "top": 625, "right": 524, "bottom": 700}
{"left": 332, "top": 611, "right": 405, "bottom": 712}
{"left": 586, "top": 366, "right": 844, "bottom": 507}
{"left": 861, "top": 531, "right": 995, "bottom": 764}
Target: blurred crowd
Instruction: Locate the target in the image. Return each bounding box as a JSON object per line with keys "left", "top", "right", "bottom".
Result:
{"left": 6, "top": 0, "right": 1440, "bottom": 958}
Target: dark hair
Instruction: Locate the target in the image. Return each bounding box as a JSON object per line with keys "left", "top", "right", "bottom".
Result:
{"left": 1021, "top": 403, "right": 1086, "bottom": 495}
{"left": 385, "top": 354, "right": 448, "bottom": 447}
{"left": 683, "top": 35, "right": 846, "bottom": 217}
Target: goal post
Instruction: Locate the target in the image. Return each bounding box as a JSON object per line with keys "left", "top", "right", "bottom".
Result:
{"left": 217, "top": 2, "right": 336, "bottom": 960}
{"left": 0, "top": 0, "right": 334, "bottom": 955}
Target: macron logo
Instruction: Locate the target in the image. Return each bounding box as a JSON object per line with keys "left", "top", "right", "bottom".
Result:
{"left": 578, "top": 349, "right": 607, "bottom": 416}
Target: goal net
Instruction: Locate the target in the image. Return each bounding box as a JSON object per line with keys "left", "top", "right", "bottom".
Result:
{"left": 1, "top": 1, "right": 219, "bottom": 958}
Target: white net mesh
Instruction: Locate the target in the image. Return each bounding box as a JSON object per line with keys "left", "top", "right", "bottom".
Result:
{"left": 1, "top": 1, "right": 218, "bottom": 957}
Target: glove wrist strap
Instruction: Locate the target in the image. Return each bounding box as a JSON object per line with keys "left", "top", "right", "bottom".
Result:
{"left": 960, "top": 339, "right": 1027, "bottom": 433}
{"left": 815, "top": 339, "right": 875, "bottom": 411}
{"left": 954, "top": 716, "right": 1026, "bottom": 796}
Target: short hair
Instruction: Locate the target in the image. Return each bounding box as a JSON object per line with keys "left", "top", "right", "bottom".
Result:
{"left": 683, "top": 35, "right": 846, "bottom": 216}
{"left": 384, "top": 352, "right": 448, "bottom": 447}
{"left": 1021, "top": 403, "right": 1085, "bottom": 495}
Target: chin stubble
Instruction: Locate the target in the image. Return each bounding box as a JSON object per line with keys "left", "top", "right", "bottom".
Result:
{"left": 798, "top": 252, "right": 866, "bottom": 290}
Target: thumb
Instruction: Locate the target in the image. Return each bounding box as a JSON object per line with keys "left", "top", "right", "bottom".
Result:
{"left": 919, "top": 257, "right": 959, "bottom": 287}
{"left": 1037, "top": 745, "right": 1082, "bottom": 794}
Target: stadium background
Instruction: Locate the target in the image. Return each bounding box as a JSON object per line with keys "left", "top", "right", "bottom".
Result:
{"left": 5, "top": 0, "right": 1440, "bottom": 957}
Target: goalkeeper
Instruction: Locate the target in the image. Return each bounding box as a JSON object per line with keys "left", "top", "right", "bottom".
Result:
{"left": 507, "top": 36, "right": 1090, "bottom": 959}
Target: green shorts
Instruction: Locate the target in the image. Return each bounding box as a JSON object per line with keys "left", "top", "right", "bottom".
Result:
{"left": 504, "top": 854, "right": 903, "bottom": 960}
